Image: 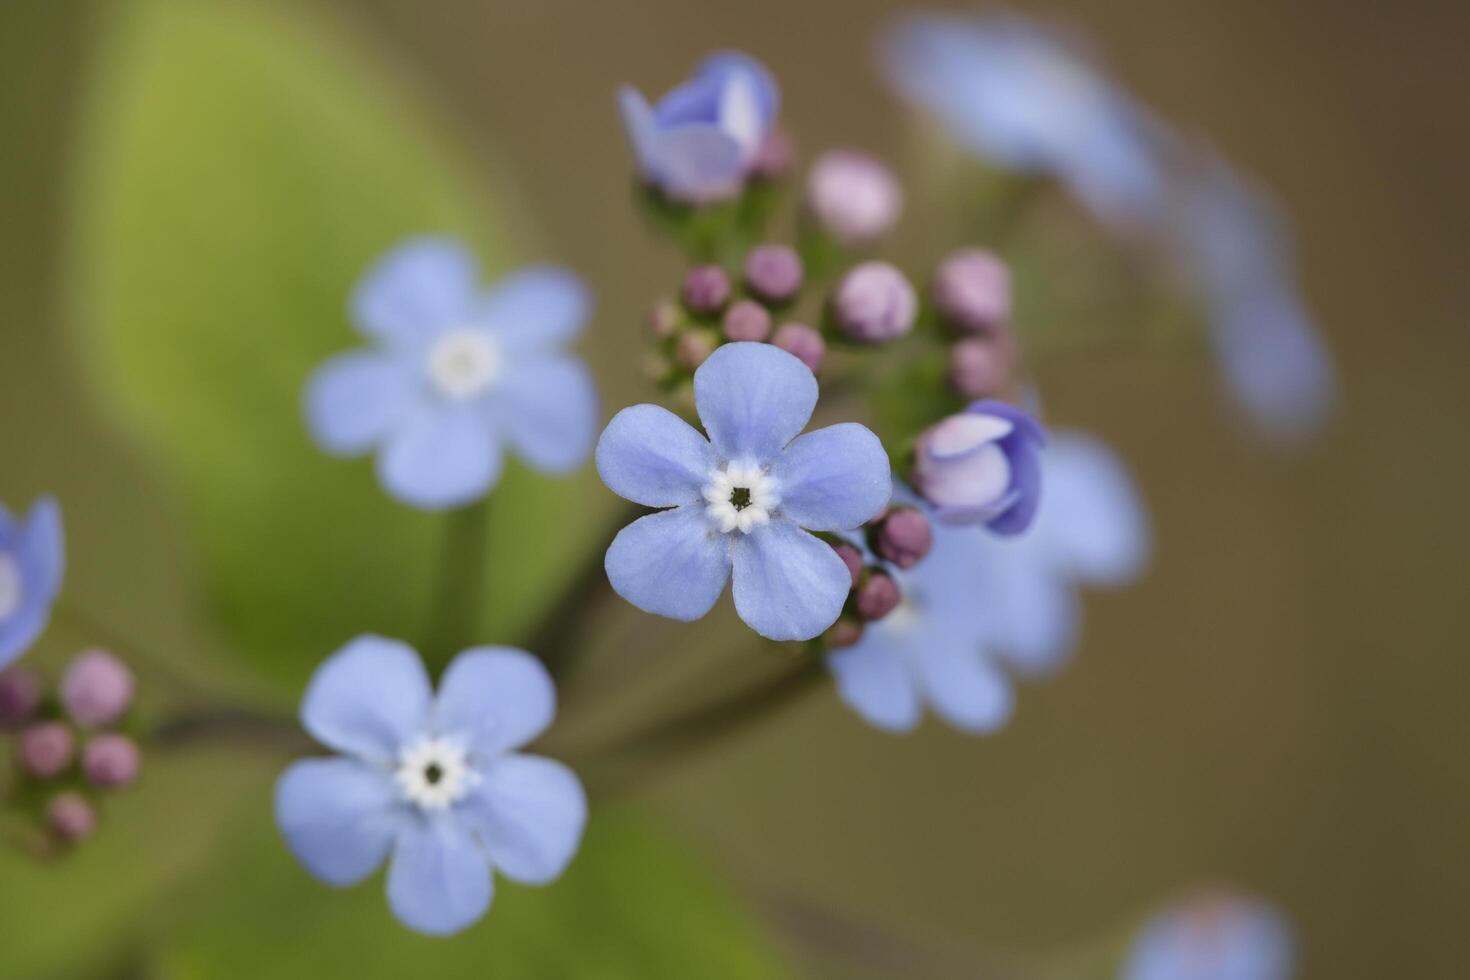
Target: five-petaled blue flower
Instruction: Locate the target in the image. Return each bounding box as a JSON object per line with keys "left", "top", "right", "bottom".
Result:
{"left": 618, "top": 51, "right": 780, "bottom": 203}
{"left": 0, "top": 497, "right": 64, "bottom": 670}
{"left": 275, "top": 636, "right": 587, "bottom": 936}
{"left": 1122, "top": 890, "right": 1295, "bottom": 980}
{"left": 596, "top": 342, "right": 891, "bottom": 641}
{"left": 306, "top": 237, "right": 599, "bottom": 510}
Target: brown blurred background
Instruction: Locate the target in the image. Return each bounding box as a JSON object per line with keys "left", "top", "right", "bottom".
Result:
{"left": 3, "top": 1, "right": 1468, "bottom": 977}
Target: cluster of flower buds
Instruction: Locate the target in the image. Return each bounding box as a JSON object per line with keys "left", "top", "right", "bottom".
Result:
{"left": 820, "top": 505, "right": 936, "bottom": 649}
{"left": 0, "top": 649, "right": 141, "bottom": 853}
{"left": 932, "top": 248, "right": 1018, "bottom": 399}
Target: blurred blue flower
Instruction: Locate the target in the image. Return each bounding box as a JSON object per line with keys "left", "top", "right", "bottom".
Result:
{"left": 618, "top": 52, "right": 780, "bottom": 202}
{"left": 879, "top": 11, "right": 1166, "bottom": 229}
{"left": 1122, "top": 890, "right": 1295, "bottom": 980}
{"left": 911, "top": 400, "right": 1046, "bottom": 533}
{"left": 276, "top": 636, "right": 586, "bottom": 936}
{"left": 0, "top": 497, "right": 64, "bottom": 670}
{"left": 306, "top": 237, "right": 598, "bottom": 510}
{"left": 597, "top": 342, "right": 891, "bottom": 641}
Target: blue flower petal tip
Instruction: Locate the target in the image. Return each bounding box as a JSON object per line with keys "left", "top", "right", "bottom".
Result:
{"left": 0, "top": 497, "right": 65, "bottom": 670}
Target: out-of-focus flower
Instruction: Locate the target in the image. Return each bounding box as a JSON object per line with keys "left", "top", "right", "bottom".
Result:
{"left": 949, "top": 335, "right": 1017, "bottom": 400}
{"left": 47, "top": 792, "right": 97, "bottom": 844}
{"left": 60, "top": 649, "right": 134, "bottom": 728}
{"left": 0, "top": 667, "right": 43, "bottom": 728}
{"left": 772, "top": 323, "right": 826, "bottom": 373}
{"left": 879, "top": 12, "right": 1166, "bottom": 229}
{"left": 832, "top": 261, "right": 918, "bottom": 344}
{"left": 932, "top": 248, "right": 1012, "bottom": 335}
{"left": 912, "top": 401, "right": 1045, "bottom": 533}
{"left": 868, "top": 505, "right": 933, "bottom": 569}
{"left": 83, "top": 734, "right": 141, "bottom": 790}
{"left": 275, "top": 636, "right": 586, "bottom": 936}
{"left": 682, "top": 264, "right": 732, "bottom": 316}
{"left": 1122, "top": 890, "right": 1295, "bottom": 980}
{"left": 722, "top": 299, "right": 773, "bottom": 342}
{"left": 744, "top": 244, "right": 804, "bottom": 305}
{"left": 597, "top": 343, "right": 891, "bottom": 641}
{"left": 0, "top": 498, "right": 63, "bottom": 670}
{"left": 19, "top": 721, "right": 75, "bottom": 779}
{"left": 306, "top": 238, "right": 598, "bottom": 510}
{"left": 619, "top": 52, "right": 780, "bottom": 202}
{"left": 751, "top": 129, "right": 796, "bottom": 180}
{"left": 805, "top": 149, "right": 904, "bottom": 246}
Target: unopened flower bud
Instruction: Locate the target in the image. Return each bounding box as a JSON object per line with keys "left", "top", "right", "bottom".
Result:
{"left": 949, "top": 335, "right": 1017, "bottom": 400}
{"left": 751, "top": 129, "right": 795, "bottom": 180}
{"left": 769, "top": 324, "right": 824, "bottom": 375}
{"left": 832, "top": 261, "right": 916, "bottom": 344}
{"left": 646, "top": 299, "right": 680, "bottom": 339}
{"left": 47, "top": 792, "right": 97, "bottom": 844}
{"left": 0, "top": 667, "right": 43, "bottom": 728}
{"left": 83, "top": 734, "right": 141, "bottom": 790}
{"left": 674, "top": 330, "right": 718, "bottom": 371}
{"left": 19, "top": 722, "right": 75, "bottom": 779}
{"left": 829, "top": 540, "right": 863, "bottom": 589}
{"left": 743, "top": 244, "right": 804, "bottom": 305}
{"left": 870, "top": 507, "right": 933, "bottom": 570}
{"left": 61, "top": 650, "right": 134, "bottom": 728}
{"left": 805, "top": 149, "right": 903, "bottom": 247}
{"left": 680, "top": 265, "right": 731, "bottom": 316}
{"left": 721, "top": 299, "right": 772, "bottom": 342}
{"left": 822, "top": 616, "right": 864, "bottom": 649}
{"left": 932, "top": 248, "right": 1011, "bottom": 335}
{"left": 854, "top": 569, "right": 902, "bottom": 622}
{"left": 913, "top": 401, "right": 1046, "bottom": 534}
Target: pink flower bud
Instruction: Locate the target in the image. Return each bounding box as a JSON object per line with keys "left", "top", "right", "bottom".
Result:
{"left": 60, "top": 649, "right": 134, "bottom": 728}
{"left": 0, "top": 667, "right": 43, "bottom": 729}
{"left": 743, "top": 245, "right": 804, "bottom": 305}
{"left": 681, "top": 265, "right": 731, "bottom": 316}
{"left": 674, "top": 330, "right": 717, "bottom": 371}
{"left": 949, "top": 335, "right": 1017, "bottom": 399}
{"left": 771, "top": 323, "right": 826, "bottom": 374}
{"left": 83, "top": 734, "right": 141, "bottom": 790}
{"left": 832, "top": 262, "right": 916, "bottom": 344}
{"left": 871, "top": 507, "right": 933, "bottom": 570}
{"left": 932, "top": 248, "right": 1011, "bottom": 335}
{"left": 721, "top": 299, "right": 772, "bottom": 342}
{"left": 805, "top": 149, "right": 904, "bottom": 246}
{"left": 751, "top": 129, "right": 795, "bottom": 180}
{"left": 829, "top": 541, "right": 863, "bottom": 589}
{"left": 19, "top": 721, "right": 75, "bottom": 779}
{"left": 822, "top": 617, "right": 864, "bottom": 649}
{"left": 854, "top": 569, "right": 902, "bottom": 621}
{"left": 646, "top": 299, "right": 680, "bottom": 339}
{"left": 47, "top": 792, "right": 97, "bottom": 844}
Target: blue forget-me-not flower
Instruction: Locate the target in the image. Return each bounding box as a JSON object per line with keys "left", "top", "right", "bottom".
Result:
{"left": 275, "top": 636, "right": 587, "bottom": 936}
{"left": 619, "top": 52, "right": 780, "bottom": 203}
{"left": 911, "top": 400, "right": 1046, "bottom": 533}
{"left": 1122, "top": 890, "right": 1295, "bottom": 980}
{"left": 306, "top": 237, "right": 598, "bottom": 510}
{"left": 0, "top": 497, "right": 64, "bottom": 670}
{"left": 596, "top": 342, "right": 892, "bottom": 641}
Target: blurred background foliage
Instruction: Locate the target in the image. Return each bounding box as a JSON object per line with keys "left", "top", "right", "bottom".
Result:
{"left": 0, "top": 0, "right": 1466, "bottom": 978}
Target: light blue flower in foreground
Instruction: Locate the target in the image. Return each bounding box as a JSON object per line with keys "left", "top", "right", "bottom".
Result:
{"left": 619, "top": 51, "right": 780, "bottom": 202}
{"left": 880, "top": 11, "right": 1166, "bottom": 229}
{"left": 597, "top": 342, "right": 891, "bottom": 641}
{"left": 1122, "top": 890, "right": 1295, "bottom": 980}
{"left": 275, "top": 636, "right": 586, "bottom": 936}
{"left": 0, "top": 497, "right": 64, "bottom": 670}
{"left": 306, "top": 237, "right": 598, "bottom": 510}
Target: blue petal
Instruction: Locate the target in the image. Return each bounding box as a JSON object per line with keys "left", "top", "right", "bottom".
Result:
{"left": 275, "top": 757, "right": 403, "bottom": 886}
{"left": 18, "top": 497, "right": 64, "bottom": 604}
{"left": 1042, "top": 433, "right": 1149, "bottom": 586}
{"left": 352, "top": 237, "right": 478, "bottom": 346}
{"left": 1123, "top": 896, "right": 1295, "bottom": 980}
{"left": 304, "top": 351, "right": 416, "bottom": 456}
{"left": 981, "top": 554, "right": 1079, "bottom": 678}
{"left": 496, "top": 357, "right": 598, "bottom": 474}
{"left": 386, "top": 815, "right": 493, "bottom": 936}
{"left": 596, "top": 404, "right": 713, "bottom": 508}
{"left": 301, "top": 635, "right": 432, "bottom": 764}
{"left": 697, "top": 51, "right": 780, "bottom": 130}
{"left": 694, "top": 343, "right": 817, "bottom": 462}
{"left": 434, "top": 647, "right": 555, "bottom": 756}
{"left": 773, "top": 424, "right": 891, "bottom": 531}
{"left": 986, "top": 436, "right": 1042, "bottom": 536}
{"left": 0, "top": 598, "right": 50, "bottom": 670}
{"left": 912, "top": 640, "right": 1013, "bottom": 734}
{"left": 649, "top": 125, "right": 747, "bottom": 201}
{"left": 463, "top": 754, "right": 587, "bottom": 885}
{"left": 731, "top": 521, "right": 850, "bottom": 641}
{"left": 377, "top": 406, "right": 502, "bottom": 510}
{"left": 617, "top": 86, "right": 659, "bottom": 175}
{"left": 604, "top": 505, "right": 731, "bottom": 622}
{"left": 478, "top": 266, "right": 590, "bottom": 355}
{"left": 827, "top": 638, "right": 922, "bottom": 733}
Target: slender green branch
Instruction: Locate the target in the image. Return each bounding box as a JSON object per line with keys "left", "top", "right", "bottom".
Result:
{"left": 421, "top": 497, "right": 491, "bottom": 672}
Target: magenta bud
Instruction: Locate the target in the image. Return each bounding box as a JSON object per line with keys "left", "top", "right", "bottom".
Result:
{"left": 83, "top": 734, "right": 141, "bottom": 790}
{"left": 932, "top": 248, "right": 1012, "bottom": 335}
{"left": 871, "top": 507, "right": 933, "bottom": 570}
{"left": 771, "top": 323, "right": 826, "bottom": 374}
{"left": 680, "top": 265, "right": 731, "bottom": 316}
{"left": 832, "top": 261, "right": 917, "bottom": 344}
{"left": 19, "top": 722, "right": 76, "bottom": 779}
{"left": 674, "top": 330, "right": 718, "bottom": 371}
{"left": 646, "top": 299, "right": 680, "bottom": 339}
{"left": 949, "top": 335, "right": 1017, "bottom": 399}
{"left": 0, "top": 667, "right": 43, "bottom": 729}
{"left": 854, "top": 569, "right": 902, "bottom": 622}
{"left": 805, "top": 149, "right": 904, "bottom": 247}
{"left": 47, "top": 792, "right": 97, "bottom": 844}
{"left": 721, "top": 299, "right": 772, "bottom": 342}
{"left": 751, "top": 129, "right": 795, "bottom": 180}
{"left": 822, "top": 617, "right": 864, "bottom": 650}
{"left": 743, "top": 244, "right": 804, "bottom": 305}
{"left": 829, "top": 541, "right": 863, "bottom": 589}
{"left": 61, "top": 650, "right": 134, "bottom": 728}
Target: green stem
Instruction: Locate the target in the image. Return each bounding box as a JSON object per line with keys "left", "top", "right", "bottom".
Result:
{"left": 421, "top": 497, "right": 490, "bottom": 673}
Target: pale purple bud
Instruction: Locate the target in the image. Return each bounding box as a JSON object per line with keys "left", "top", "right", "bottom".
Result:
{"left": 854, "top": 569, "right": 901, "bottom": 622}
{"left": 19, "top": 722, "right": 75, "bottom": 779}
{"left": 932, "top": 248, "right": 1012, "bottom": 335}
{"left": 871, "top": 507, "right": 933, "bottom": 570}
{"left": 912, "top": 401, "right": 1046, "bottom": 534}
{"left": 949, "top": 335, "right": 1017, "bottom": 400}
{"left": 674, "top": 330, "right": 717, "bottom": 371}
{"left": 743, "top": 244, "right": 804, "bottom": 304}
{"left": 822, "top": 616, "right": 864, "bottom": 649}
{"left": 47, "top": 792, "right": 96, "bottom": 844}
{"left": 751, "top": 129, "right": 795, "bottom": 180}
{"left": 771, "top": 323, "right": 826, "bottom": 374}
{"left": 832, "top": 261, "right": 917, "bottom": 344}
{"left": 0, "top": 667, "right": 43, "bottom": 729}
{"left": 60, "top": 649, "right": 134, "bottom": 728}
{"left": 646, "top": 299, "right": 680, "bottom": 339}
{"left": 805, "top": 149, "right": 904, "bottom": 247}
{"left": 681, "top": 265, "right": 731, "bottom": 316}
{"left": 83, "top": 734, "right": 141, "bottom": 790}
{"left": 829, "top": 541, "right": 863, "bottom": 589}
{"left": 721, "top": 299, "right": 772, "bottom": 342}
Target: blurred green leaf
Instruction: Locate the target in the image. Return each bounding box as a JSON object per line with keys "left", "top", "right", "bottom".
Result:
{"left": 67, "top": 0, "right": 609, "bottom": 692}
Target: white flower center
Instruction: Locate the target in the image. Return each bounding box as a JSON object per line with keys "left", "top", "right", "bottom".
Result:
{"left": 394, "top": 735, "right": 479, "bottom": 811}
{"left": 0, "top": 554, "right": 21, "bottom": 623}
{"left": 702, "top": 462, "right": 779, "bottom": 534}
{"left": 425, "top": 329, "right": 503, "bottom": 401}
